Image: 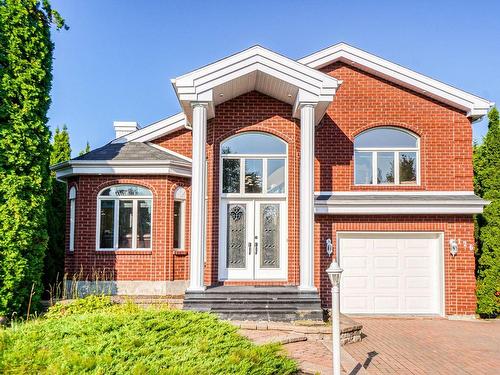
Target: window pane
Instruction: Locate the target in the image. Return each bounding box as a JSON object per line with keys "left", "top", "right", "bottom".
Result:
{"left": 245, "top": 159, "right": 263, "bottom": 193}
{"left": 137, "top": 200, "right": 152, "bottom": 248}
{"left": 267, "top": 159, "right": 285, "bottom": 193}
{"left": 100, "top": 200, "right": 115, "bottom": 249}
{"left": 221, "top": 133, "right": 286, "bottom": 154}
{"left": 399, "top": 152, "right": 417, "bottom": 184}
{"left": 118, "top": 200, "right": 133, "bottom": 248}
{"left": 355, "top": 128, "right": 417, "bottom": 148}
{"left": 377, "top": 152, "right": 395, "bottom": 184}
{"left": 222, "top": 159, "right": 240, "bottom": 193}
{"left": 355, "top": 152, "right": 373, "bottom": 184}
{"left": 173, "top": 201, "right": 182, "bottom": 249}
{"left": 101, "top": 185, "right": 152, "bottom": 197}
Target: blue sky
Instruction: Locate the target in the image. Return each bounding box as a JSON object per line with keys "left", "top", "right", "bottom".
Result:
{"left": 48, "top": 0, "right": 499, "bottom": 156}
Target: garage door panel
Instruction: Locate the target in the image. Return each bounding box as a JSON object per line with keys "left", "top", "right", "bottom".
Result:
{"left": 373, "top": 256, "right": 399, "bottom": 269}
{"left": 405, "top": 256, "right": 431, "bottom": 269}
{"left": 342, "top": 256, "right": 368, "bottom": 269}
{"left": 374, "top": 296, "right": 400, "bottom": 311}
{"left": 339, "top": 234, "right": 441, "bottom": 315}
{"left": 343, "top": 276, "right": 369, "bottom": 289}
{"left": 374, "top": 276, "right": 399, "bottom": 289}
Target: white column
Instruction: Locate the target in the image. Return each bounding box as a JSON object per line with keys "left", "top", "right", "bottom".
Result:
{"left": 187, "top": 102, "right": 208, "bottom": 292}
{"left": 299, "top": 103, "right": 316, "bottom": 291}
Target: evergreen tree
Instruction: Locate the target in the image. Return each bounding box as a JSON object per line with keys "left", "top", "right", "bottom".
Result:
{"left": 79, "top": 141, "right": 90, "bottom": 156}
{"left": 44, "top": 126, "right": 71, "bottom": 292}
{"left": 0, "top": 0, "right": 66, "bottom": 316}
{"left": 473, "top": 107, "right": 500, "bottom": 316}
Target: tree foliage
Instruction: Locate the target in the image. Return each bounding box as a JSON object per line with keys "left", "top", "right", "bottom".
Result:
{"left": 473, "top": 107, "right": 500, "bottom": 317}
{"left": 44, "top": 125, "right": 71, "bottom": 292}
{"left": 79, "top": 141, "right": 90, "bottom": 156}
{"left": 0, "top": 0, "right": 66, "bottom": 316}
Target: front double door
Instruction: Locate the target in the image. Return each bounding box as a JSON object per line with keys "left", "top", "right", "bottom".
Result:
{"left": 220, "top": 199, "right": 287, "bottom": 280}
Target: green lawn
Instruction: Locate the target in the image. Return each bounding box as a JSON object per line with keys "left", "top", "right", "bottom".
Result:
{"left": 0, "top": 297, "right": 297, "bottom": 375}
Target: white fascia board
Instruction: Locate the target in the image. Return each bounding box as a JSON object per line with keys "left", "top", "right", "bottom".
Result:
{"left": 315, "top": 191, "right": 477, "bottom": 196}
{"left": 299, "top": 43, "right": 493, "bottom": 119}
{"left": 53, "top": 160, "right": 192, "bottom": 181}
{"left": 111, "top": 112, "right": 188, "bottom": 144}
{"left": 146, "top": 142, "right": 192, "bottom": 163}
{"left": 314, "top": 204, "right": 486, "bottom": 215}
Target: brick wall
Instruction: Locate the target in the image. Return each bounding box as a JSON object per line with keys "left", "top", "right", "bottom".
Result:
{"left": 314, "top": 215, "right": 476, "bottom": 315}
{"left": 316, "top": 62, "right": 474, "bottom": 191}
{"left": 66, "top": 62, "right": 477, "bottom": 313}
{"left": 65, "top": 175, "right": 191, "bottom": 282}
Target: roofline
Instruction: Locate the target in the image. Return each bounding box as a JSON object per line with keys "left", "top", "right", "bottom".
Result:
{"left": 111, "top": 112, "right": 189, "bottom": 144}
{"left": 298, "top": 42, "right": 494, "bottom": 120}
{"left": 51, "top": 159, "right": 192, "bottom": 182}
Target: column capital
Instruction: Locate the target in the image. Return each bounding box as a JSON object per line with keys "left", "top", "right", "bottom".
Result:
{"left": 298, "top": 102, "right": 317, "bottom": 109}
{"left": 190, "top": 101, "right": 210, "bottom": 109}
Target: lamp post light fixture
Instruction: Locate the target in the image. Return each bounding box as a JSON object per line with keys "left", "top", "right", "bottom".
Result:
{"left": 326, "top": 260, "right": 343, "bottom": 375}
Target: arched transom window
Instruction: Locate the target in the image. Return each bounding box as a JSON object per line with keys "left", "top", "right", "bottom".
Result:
{"left": 221, "top": 133, "right": 287, "bottom": 195}
{"left": 354, "top": 127, "right": 419, "bottom": 185}
{"left": 97, "top": 184, "right": 153, "bottom": 250}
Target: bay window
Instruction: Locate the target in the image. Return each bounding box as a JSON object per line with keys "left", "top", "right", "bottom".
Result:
{"left": 97, "top": 184, "right": 152, "bottom": 250}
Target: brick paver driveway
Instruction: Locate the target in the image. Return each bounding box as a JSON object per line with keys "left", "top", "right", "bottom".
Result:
{"left": 344, "top": 317, "right": 500, "bottom": 374}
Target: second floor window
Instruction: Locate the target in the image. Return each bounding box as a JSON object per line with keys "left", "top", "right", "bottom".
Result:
{"left": 354, "top": 127, "right": 419, "bottom": 185}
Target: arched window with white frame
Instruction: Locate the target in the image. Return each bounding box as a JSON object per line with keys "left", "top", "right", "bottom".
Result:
{"left": 69, "top": 186, "right": 77, "bottom": 252}
{"left": 173, "top": 187, "right": 186, "bottom": 250}
{"left": 97, "top": 184, "right": 153, "bottom": 250}
{"left": 354, "top": 127, "right": 420, "bottom": 185}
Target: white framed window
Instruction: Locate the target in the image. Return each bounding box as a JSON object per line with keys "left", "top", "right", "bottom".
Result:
{"left": 69, "top": 186, "right": 77, "bottom": 252}
{"left": 173, "top": 187, "right": 186, "bottom": 250}
{"left": 354, "top": 127, "right": 420, "bottom": 185}
{"left": 220, "top": 132, "right": 287, "bottom": 197}
{"left": 96, "top": 184, "right": 153, "bottom": 250}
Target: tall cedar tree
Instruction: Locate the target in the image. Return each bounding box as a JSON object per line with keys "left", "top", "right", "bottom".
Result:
{"left": 0, "top": 0, "right": 66, "bottom": 316}
{"left": 79, "top": 141, "right": 90, "bottom": 156}
{"left": 44, "top": 126, "right": 71, "bottom": 292}
{"left": 473, "top": 107, "right": 500, "bottom": 316}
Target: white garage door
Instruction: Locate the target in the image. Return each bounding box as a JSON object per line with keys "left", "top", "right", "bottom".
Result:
{"left": 339, "top": 233, "right": 442, "bottom": 315}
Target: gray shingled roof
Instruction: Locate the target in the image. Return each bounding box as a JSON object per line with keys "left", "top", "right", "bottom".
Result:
{"left": 73, "top": 142, "right": 188, "bottom": 163}
{"left": 316, "top": 194, "right": 487, "bottom": 203}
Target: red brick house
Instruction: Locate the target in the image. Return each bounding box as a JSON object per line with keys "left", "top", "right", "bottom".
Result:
{"left": 52, "top": 43, "right": 492, "bottom": 319}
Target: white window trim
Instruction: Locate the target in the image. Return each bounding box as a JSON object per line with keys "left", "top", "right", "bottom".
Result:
{"left": 173, "top": 187, "right": 186, "bottom": 250}
{"left": 69, "top": 186, "right": 77, "bottom": 252}
{"left": 96, "top": 185, "right": 153, "bottom": 251}
{"left": 220, "top": 133, "right": 288, "bottom": 199}
{"left": 354, "top": 127, "right": 420, "bottom": 186}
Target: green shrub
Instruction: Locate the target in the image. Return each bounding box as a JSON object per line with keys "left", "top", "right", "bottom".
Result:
{"left": 0, "top": 304, "right": 297, "bottom": 374}
{"left": 44, "top": 295, "right": 115, "bottom": 319}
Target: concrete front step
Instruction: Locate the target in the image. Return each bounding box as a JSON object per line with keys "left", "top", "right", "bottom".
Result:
{"left": 184, "top": 285, "right": 324, "bottom": 322}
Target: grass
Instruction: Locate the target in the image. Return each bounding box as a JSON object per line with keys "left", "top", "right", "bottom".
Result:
{"left": 0, "top": 297, "right": 297, "bottom": 375}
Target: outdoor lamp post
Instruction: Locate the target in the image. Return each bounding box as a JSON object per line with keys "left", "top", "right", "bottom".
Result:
{"left": 326, "top": 260, "right": 343, "bottom": 375}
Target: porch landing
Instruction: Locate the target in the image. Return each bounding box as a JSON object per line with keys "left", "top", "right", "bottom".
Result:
{"left": 183, "top": 285, "right": 324, "bottom": 321}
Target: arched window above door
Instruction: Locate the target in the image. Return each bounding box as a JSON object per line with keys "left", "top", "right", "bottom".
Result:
{"left": 221, "top": 133, "right": 287, "bottom": 195}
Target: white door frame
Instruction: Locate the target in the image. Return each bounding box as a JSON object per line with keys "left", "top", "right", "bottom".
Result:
{"left": 336, "top": 231, "right": 445, "bottom": 316}
{"left": 219, "top": 198, "right": 287, "bottom": 281}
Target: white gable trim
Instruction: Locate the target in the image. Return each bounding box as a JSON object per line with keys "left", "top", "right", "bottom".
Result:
{"left": 146, "top": 142, "right": 192, "bottom": 163}
{"left": 172, "top": 45, "right": 341, "bottom": 124}
{"left": 299, "top": 43, "right": 493, "bottom": 120}
{"left": 112, "top": 112, "right": 188, "bottom": 144}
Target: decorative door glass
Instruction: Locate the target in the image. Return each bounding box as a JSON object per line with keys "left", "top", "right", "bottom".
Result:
{"left": 226, "top": 204, "right": 247, "bottom": 268}
{"left": 260, "top": 204, "right": 280, "bottom": 268}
